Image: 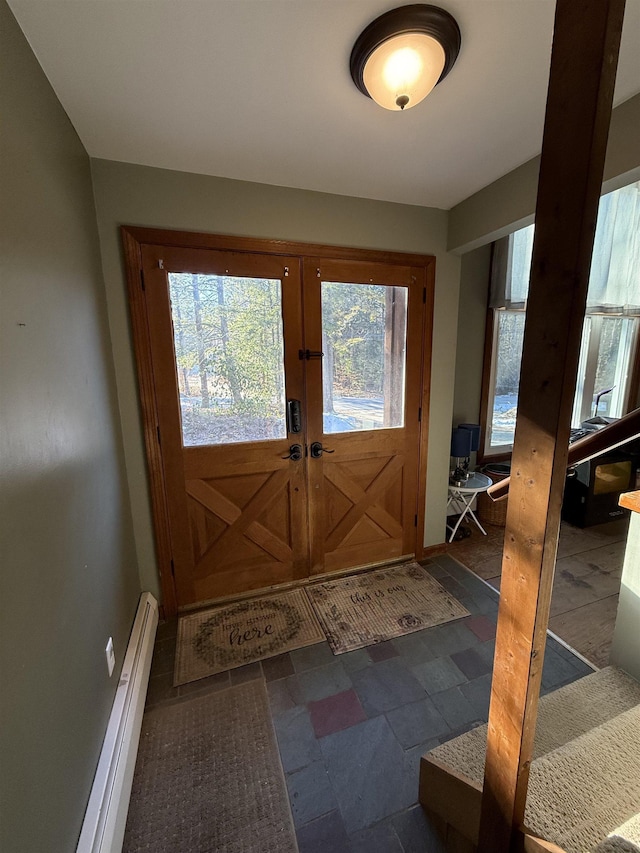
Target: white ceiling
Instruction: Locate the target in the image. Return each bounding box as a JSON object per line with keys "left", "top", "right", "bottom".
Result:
{"left": 8, "top": 0, "right": 640, "bottom": 210}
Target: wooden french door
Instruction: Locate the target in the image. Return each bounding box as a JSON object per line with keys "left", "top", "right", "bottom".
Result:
{"left": 303, "top": 259, "right": 425, "bottom": 576}
{"left": 133, "top": 235, "right": 430, "bottom": 610}
{"left": 142, "top": 245, "right": 308, "bottom": 606}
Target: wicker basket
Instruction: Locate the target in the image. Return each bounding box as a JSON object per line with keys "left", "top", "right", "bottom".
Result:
{"left": 477, "top": 464, "right": 510, "bottom": 527}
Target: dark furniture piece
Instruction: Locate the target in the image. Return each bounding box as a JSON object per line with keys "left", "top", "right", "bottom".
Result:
{"left": 562, "top": 421, "right": 640, "bottom": 527}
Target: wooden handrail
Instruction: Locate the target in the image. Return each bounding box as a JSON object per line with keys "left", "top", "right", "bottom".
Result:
{"left": 619, "top": 490, "right": 640, "bottom": 514}
{"left": 487, "top": 407, "right": 640, "bottom": 502}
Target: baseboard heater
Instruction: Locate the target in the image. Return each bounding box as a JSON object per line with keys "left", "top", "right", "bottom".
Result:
{"left": 77, "top": 592, "right": 159, "bottom": 853}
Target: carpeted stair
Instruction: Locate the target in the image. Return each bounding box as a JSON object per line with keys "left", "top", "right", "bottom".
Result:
{"left": 420, "top": 666, "right": 640, "bottom": 852}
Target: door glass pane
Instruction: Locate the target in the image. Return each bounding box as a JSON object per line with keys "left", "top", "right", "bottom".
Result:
{"left": 168, "top": 273, "right": 286, "bottom": 446}
{"left": 321, "top": 281, "right": 407, "bottom": 433}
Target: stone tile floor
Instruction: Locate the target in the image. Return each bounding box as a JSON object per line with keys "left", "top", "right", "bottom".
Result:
{"left": 145, "top": 554, "right": 594, "bottom": 852}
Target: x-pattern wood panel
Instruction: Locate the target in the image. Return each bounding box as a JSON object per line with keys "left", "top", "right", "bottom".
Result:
{"left": 187, "top": 472, "right": 293, "bottom": 577}
{"left": 326, "top": 461, "right": 404, "bottom": 540}
{"left": 324, "top": 456, "right": 404, "bottom": 552}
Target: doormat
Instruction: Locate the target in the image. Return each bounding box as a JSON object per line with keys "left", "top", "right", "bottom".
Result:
{"left": 174, "top": 588, "right": 325, "bottom": 686}
{"left": 305, "top": 562, "right": 470, "bottom": 654}
{"left": 122, "top": 680, "right": 298, "bottom": 853}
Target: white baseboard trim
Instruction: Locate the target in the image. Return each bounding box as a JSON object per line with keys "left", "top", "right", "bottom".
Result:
{"left": 77, "top": 592, "right": 159, "bottom": 853}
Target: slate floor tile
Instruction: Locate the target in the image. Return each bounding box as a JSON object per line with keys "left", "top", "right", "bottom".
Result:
{"left": 455, "top": 567, "right": 499, "bottom": 598}
{"left": 393, "top": 632, "right": 432, "bottom": 666}
{"left": 297, "top": 661, "right": 352, "bottom": 702}
{"left": 391, "top": 805, "right": 447, "bottom": 853}
{"left": 296, "top": 809, "right": 352, "bottom": 853}
{"left": 145, "top": 672, "right": 179, "bottom": 708}
{"left": 386, "top": 697, "right": 449, "bottom": 748}
{"left": 541, "top": 645, "right": 584, "bottom": 691}
{"left": 261, "top": 652, "right": 295, "bottom": 682}
{"left": 430, "top": 686, "right": 480, "bottom": 730}
{"left": 320, "top": 715, "right": 416, "bottom": 833}
{"left": 291, "top": 642, "right": 335, "bottom": 673}
{"left": 178, "top": 670, "right": 230, "bottom": 699}
{"left": 450, "top": 593, "right": 479, "bottom": 616}
{"left": 467, "top": 591, "right": 500, "bottom": 616}
{"left": 412, "top": 656, "right": 467, "bottom": 695}
{"left": 465, "top": 614, "right": 497, "bottom": 642}
{"left": 474, "top": 638, "right": 496, "bottom": 668}
{"left": 433, "top": 548, "right": 484, "bottom": 589}
{"left": 450, "top": 647, "right": 492, "bottom": 680}
{"left": 420, "top": 559, "right": 448, "bottom": 579}
{"left": 549, "top": 637, "right": 583, "bottom": 662}
{"left": 150, "top": 636, "right": 176, "bottom": 677}
{"left": 308, "top": 688, "right": 367, "bottom": 738}
{"left": 229, "top": 661, "right": 262, "bottom": 684}
{"left": 547, "top": 637, "right": 595, "bottom": 675}
{"left": 403, "top": 738, "right": 443, "bottom": 781}
{"left": 267, "top": 674, "right": 304, "bottom": 715}
{"left": 368, "top": 641, "right": 399, "bottom": 662}
{"left": 437, "top": 574, "right": 469, "bottom": 601}
{"left": 420, "top": 621, "right": 477, "bottom": 659}
{"left": 273, "top": 705, "right": 322, "bottom": 773}
{"left": 351, "top": 658, "right": 426, "bottom": 717}
{"left": 429, "top": 552, "right": 470, "bottom": 576}
{"left": 339, "top": 648, "right": 373, "bottom": 673}
{"left": 459, "top": 673, "right": 492, "bottom": 719}
{"left": 286, "top": 761, "right": 337, "bottom": 828}
{"left": 349, "top": 820, "right": 403, "bottom": 853}
{"left": 573, "top": 658, "right": 596, "bottom": 677}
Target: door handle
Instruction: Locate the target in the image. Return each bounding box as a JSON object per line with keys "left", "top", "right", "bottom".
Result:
{"left": 282, "top": 444, "right": 303, "bottom": 461}
{"left": 310, "top": 441, "right": 335, "bottom": 459}
{"left": 299, "top": 349, "right": 324, "bottom": 360}
{"left": 287, "top": 399, "right": 302, "bottom": 433}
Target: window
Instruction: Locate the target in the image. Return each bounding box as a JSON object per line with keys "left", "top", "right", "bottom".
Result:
{"left": 483, "top": 182, "right": 640, "bottom": 455}
{"left": 321, "top": 281, "right": 407, "bottom": 433}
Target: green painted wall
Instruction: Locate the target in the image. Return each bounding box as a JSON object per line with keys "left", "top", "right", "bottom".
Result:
{"left": 0, "top": 3, "right": 141, "bottom": 851}
{"left": 452, "top": 244, "right": 492, "bottom": 428}
{"left": 90, "top": 159, "right": 461, "bottom": 597}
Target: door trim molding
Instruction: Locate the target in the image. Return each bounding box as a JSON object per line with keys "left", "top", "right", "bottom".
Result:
{"left": 122, "top": 226, "right": 437, "bottom": 268}
{"left": 121, "top": 226, "right": 435, "bottom": 618}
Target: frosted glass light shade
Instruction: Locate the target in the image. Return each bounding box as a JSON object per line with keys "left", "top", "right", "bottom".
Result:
{"left": 350, "top": 5, "right": 461, "bottom": 113}
{"left": 363, "top": 33, "right": 446, "bottom": 111}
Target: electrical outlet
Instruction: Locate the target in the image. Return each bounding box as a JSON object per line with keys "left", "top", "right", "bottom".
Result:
{"left": 105, "top": 637, "right": 115, "bottom": 677}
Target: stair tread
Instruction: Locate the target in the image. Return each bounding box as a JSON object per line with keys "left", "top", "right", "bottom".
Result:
{"left": 422, "top": 667, "right": 640, "bottom": 853}
{"left": 594, "top": 813, "right": 640, "bottom": 852}
{"left": 526, "top": 704, "right": 640, "bottom": 853}
{"left": 428, "top": 666, "right": 640, "bottom": 787}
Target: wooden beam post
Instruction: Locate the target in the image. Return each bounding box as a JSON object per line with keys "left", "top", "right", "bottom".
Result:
{"left": 477, "top": 2, "right": 626, "bottom": 850}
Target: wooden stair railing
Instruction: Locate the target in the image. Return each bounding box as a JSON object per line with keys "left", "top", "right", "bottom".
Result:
{"left": 486, "top": 407, "right": 640, "bottom": 503}
{"left": 619, "top": 489, "right": 640, "bottom": 515}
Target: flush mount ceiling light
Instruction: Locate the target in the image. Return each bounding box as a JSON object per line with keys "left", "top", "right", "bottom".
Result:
{"left": 350, "top": 4, "right": 461, "bottom": 111}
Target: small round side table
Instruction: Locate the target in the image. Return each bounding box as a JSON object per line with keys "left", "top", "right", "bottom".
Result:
{"left": 446, "top": 472, "right": 493, "bottom": 543}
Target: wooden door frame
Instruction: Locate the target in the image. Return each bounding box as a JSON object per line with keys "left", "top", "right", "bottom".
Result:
{"left": 121, "top": 225, "right": 435, "bottom": 619}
